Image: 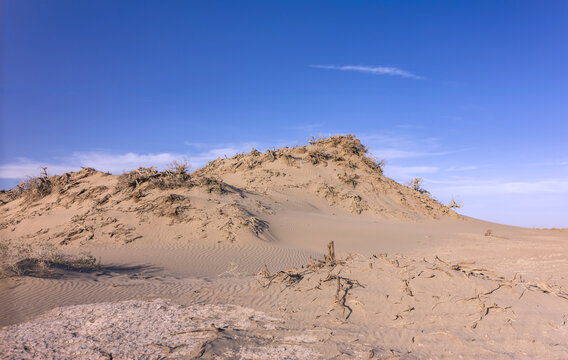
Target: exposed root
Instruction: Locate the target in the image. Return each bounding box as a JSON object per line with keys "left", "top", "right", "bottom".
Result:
{"left": 257, "top": 242, "right": 363, "bottom": 320}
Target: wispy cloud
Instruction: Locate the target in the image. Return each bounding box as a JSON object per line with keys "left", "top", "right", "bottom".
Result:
{"left": 0, "top": 143, "right": 261, "bottom": 182}
{"left": 0, "top": 161, "right": 82, "bottom": 180}
{"left": 310, "top": 65, "right": 424, "bottom": 79}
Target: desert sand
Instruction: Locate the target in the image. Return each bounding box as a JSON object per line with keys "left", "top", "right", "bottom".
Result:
{"left": 1, "top": 135, "right": 567, "bottom": 359}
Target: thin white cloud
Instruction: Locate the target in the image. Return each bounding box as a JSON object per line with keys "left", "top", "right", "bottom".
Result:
{"left": 0, "top": 161, "right": 81, "bottom": 179}
{"left": 72, "top": 152, "right": 185, "bottom": 174}
{"left": 0, "top": 143, "right": 260, "bottom": 181}
{"left": 310, "top": 64, "right": 424, "bottom": 79}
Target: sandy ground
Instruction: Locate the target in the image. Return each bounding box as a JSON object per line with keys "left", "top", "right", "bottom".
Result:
{"left": 1, "top": 136, "right": 567, "bottom": 358}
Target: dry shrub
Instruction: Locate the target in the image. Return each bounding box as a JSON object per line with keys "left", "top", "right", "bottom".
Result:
{"left": 346, "top": 194, "right": 367, "bottom": 214}
{"left": 256, "top": 241, "right": 362, "bottom": 320}
{"left": 17, "top": 168, "right": 53, "bottom": 201}
{"left": 139, "top": 193, "right": 191, "bottom": 219}
{"left": 407, "top": 177, "right": 429, "bottom": 194}
{"left": 15, "top": 167, "right": 97, "bottom": 202}
{"left": 166, "top": 160, "right": 190, "bottom": 175}
{"left": 247, "top": 159, "right": 261, "bottom": 169}
{"left": 335, "top": 134, "right": 368, "bottom": 156}
{"left": 307, "top": 148, "right": 330, "bottom": 165}
{"left": 195, "top": 176, "right": 227, "bottom": 194}
{"left": 0, "top": 239, "right": 99, "bottom": 278}
{"left": 308, "top": 135, "right": 323, "bottom": 145}
{"left": 448, "top": 197, "right": 463, "bottom": 209}
{"left": 116, "top": 166, "right": 191, "bottom": 192}
{"left": 283, "top": 154, "right": 296, "bottom": 166}
{"left": 361, "top": 156, "right": 385, "bottom": 174}
{"left": 338, "top": 172, "right": 359, "bottom": 188}
{"left": 264, "top": 149, "right": 276, "bottom": 161}
{"left": 308, "top": 134, "right": 368, "bottom": 156}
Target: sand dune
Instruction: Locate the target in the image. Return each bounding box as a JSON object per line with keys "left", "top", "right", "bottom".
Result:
{"left": 1, "top": 135, "right": 567, "bottom": 358}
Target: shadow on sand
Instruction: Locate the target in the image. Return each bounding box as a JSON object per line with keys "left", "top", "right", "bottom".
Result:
{"left": 9, "top": 258, "right": 162, "bottom": 279}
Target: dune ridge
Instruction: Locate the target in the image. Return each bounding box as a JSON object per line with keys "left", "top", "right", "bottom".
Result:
{"left": 0, "top": 135, "right": 456, "bottom": 250}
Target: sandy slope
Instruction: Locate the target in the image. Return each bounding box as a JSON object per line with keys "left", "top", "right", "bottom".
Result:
{"left": 1, "top": 135, "right": 567, "bottom": 358}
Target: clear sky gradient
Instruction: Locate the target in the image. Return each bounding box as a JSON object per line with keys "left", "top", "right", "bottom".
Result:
{"left": 1, "top": 1, "right": 567, "bottom": 227}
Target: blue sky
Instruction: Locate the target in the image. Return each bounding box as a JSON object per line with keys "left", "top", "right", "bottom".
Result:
{"left": 1, "top": 1, "right": 567, "bottom": 227}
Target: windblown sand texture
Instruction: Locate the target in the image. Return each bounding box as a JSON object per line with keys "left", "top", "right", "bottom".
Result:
{"left": 1, "top": 135, "right": 567, "bottom": 359}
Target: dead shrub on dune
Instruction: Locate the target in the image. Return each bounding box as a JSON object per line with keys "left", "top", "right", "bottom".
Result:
{"left": 166, "top": 160, "right": 190, "bottom": 175}
{"left": 333, "top": 134, "right": 368, "bottom": 156}
{"left": 361, "top": 156, "right": 385, "bottom": 174}
{"left": 309, "top": 134, "right": 368, "bottom": 156}
{"left": 448, "top": 197, "right": 463, "bottom": 209}
{"left": 138, "top": 193, "right": 191, "bottom": 219}
{"left": 16, "top": 167, "right": 53, "bottom": 201}
{"left": 0, "top": 239, "right": 99, "bottom": 279}
{"left": 407, "top": 177, "right": 430, "bottom": 195}
{"left": 196, "top": 176, "right": 228, "bottom": 194}
{"left": 116, "top": 165, "right": 191, "bottom": 193}
{"left": 264, "top": 149, "right": 277, "bottom": 161}
{"left": 338, "top": 172, "right": 359, "bottom": 188}
{"left": 256, "top": 241, "right": 363, "bottom": 320}
{"left": 306, "top": 148, "right": 330, "bottom": 165}
{"left": 307, "top": 135, "right": 386, "bottom": 174}
{"left": 283, "top": 153, "right": 296, "bottom": 166}
{"left": 14, "top": 167, "right": 97, "bottom": 202}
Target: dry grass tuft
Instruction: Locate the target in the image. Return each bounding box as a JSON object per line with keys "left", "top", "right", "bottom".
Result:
{"left": 16, "top": 168, "right": 53, "bottom": 201}
{"left": 306, "top": 148, "right": 330, "bottom": 165}
{"left": 196, "top": 176, "right": 228, "bottom": 194}
{"left": 407, "top": 177, "right": 430, "bottom": 195}
{"left": 0, "top": 239, "right": 99, "bottom": 278}
{"left": 361, "top": 156, "right": 385, "bottom": 174}
{"left": 12, "top": 167, "right": 99, "bottom": 203}
{"left": 338, "top": 172, "right": 359, "bottom": 188}
{"left": 308, "top": 134, "right": 368, "bottom": 156}
{"left": 448, "top": 197, "right": 463, "bottom": 209}
{"left": 116, "top": 166, "right": 191, "bottom": 192}
{"left": 166, "top": 160, "right": 190, "bottom": 175}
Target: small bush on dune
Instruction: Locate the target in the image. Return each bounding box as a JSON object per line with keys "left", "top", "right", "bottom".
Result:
{"left": 13, "top": 167, "right": 98, "bottom": 203}
{"left": 338, "top": 172, "right": 359, "bottom": 188}
{"left": 0, "top": 239, "right": 99, "bottom": 278}
{"left": 17, "top": 167, "right": 53, "bottom": 201}
{"left": 166, "top": 160, "right": 190, "bottom": 175}
{"left": 307, "top": 148, "right": 330, "bottom": 165}
{"left": 448, "top": 197, "right": 463, "bottom": 209}
{"left": 116, "top": 165, "right": 191, "bottom": 192}
{"left": 308, "top": 134, "right": 368, "bottom": 156}
{"left": 361, "top": 156, "right": 385, "bottom": 174}
{"left": 407, "top": 177, "right": 430, "bottom": 195}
